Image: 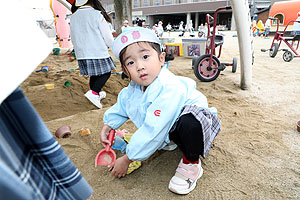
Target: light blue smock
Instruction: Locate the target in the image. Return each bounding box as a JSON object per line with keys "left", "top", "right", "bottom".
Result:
{"left": 103, "top": 67, "right": 212, "bottom": 161}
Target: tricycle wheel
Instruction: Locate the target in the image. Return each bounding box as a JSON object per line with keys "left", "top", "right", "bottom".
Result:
{"left": 194, "top": 54, "right": 220, "bottom": 82}
{"left": 269, "top": 43, "right": 279, "bottom": 58}
{"left": 282, "top": 51, "right": 293, "bottom": 62}
{"left": 192, "top": 57, "right": 198, "bottom": 69}
{"left": 232, "top": 57, "right": 237, "bottom": 73}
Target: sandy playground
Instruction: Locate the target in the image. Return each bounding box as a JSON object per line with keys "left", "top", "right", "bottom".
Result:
{"left": 20, "top": 31, "right": 300, "bottom": 199}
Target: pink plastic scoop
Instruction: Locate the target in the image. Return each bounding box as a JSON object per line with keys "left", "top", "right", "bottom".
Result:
{"left": 95, "top": 130, "right": 116, "bottom": 167}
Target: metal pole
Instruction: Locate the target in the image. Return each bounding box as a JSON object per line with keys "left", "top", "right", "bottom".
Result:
{"left": 230, "top": 0, "right": 253, "bottom": 90}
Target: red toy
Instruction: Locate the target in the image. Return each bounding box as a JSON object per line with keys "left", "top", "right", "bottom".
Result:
{"left": 95, "top": 129, "right": 116, "bottom": 167}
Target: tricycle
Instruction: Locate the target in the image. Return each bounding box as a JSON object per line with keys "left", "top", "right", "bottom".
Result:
{"left": 261, "top": 17, "right": 300, "bottom": 62}
{"left": 192, "top": 6, "right": 237, "bottom": 82}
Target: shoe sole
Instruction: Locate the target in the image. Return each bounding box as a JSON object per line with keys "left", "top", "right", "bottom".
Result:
{"left": 168, "top": 166, "right": 203, "bottom": 195}
{"left": 162, "top": 144, "right": 178, "bottom": 151}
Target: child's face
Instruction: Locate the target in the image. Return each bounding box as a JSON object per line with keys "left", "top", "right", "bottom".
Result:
{"left": 122, "top": 42, "right": 165, "bottom": 87}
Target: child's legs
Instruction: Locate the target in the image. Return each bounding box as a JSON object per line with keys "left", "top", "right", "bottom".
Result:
{"left": 169, "top": 113, "right": 204, "bottom": 162}
{"left": 89, "top": 72, "right": 111, "bottom": 93}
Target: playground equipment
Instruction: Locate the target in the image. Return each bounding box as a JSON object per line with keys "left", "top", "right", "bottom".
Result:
{"left": 269, "top": 1, "right": 300, "bottom": 27}
{"left": 192, "top": 6, "right": 237, "bottom": 82}
{"left": 50, "top": 0, "right": 71, "bottom": 48}
{"left": 252, "top": 20, "right": 267, "bottom": 37}
{"left": 261, "top": 17, "right": 300, "bottom": 62}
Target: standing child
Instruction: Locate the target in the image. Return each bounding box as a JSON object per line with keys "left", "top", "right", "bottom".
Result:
{"left": 264, "top": 18, "right": 271, "bottom": 37}
{"left": 121, "top": 20, "right": 130, "bottom": 32}
{"left": 166, "top": 22, "right": 172, "bottom": 36}
{"left": 178, "top": 21, "right": 185, "bottom": 37}
{"left": 157, "top": 21, "right": 164, "bottom": 37}
{"left": 70, "top": 0, "right": 115, "bottom": 109}
{"left": 291, "top": 11, "right": 300, "bottom": 39}
{"left": 187, "top": 20, "right": 194, "bottom": 36}
{"left": 99, "top": 27, "right": 221, "bottom": 195}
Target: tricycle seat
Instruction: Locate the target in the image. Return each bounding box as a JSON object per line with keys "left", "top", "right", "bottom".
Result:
{"left": 215, "top": 34, "right": 224, "bottom": 47}
{"left": 285, "top": 35, "right": 300, "bottom": 41}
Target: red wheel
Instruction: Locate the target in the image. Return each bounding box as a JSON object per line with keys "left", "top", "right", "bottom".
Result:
{"left": 193, "top": 54, "right": 221, "bottom": 82}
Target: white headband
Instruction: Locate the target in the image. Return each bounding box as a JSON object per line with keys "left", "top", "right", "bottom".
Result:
{"left": 112, "top": 27, "right": 161, "bottom": 60}
{"left": 75, "top": 0, "right": 88, "bottom": 6}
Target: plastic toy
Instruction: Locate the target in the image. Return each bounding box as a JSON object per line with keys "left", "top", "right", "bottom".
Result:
{"left": 80, "top": 128, "right": 91, "bottom": 136}
{"left": 192, "top": 6, "right": 237, "bottom": 82}
{"left": 63, "top": 81, "right": 71, "bottom": 88}
{"left": 127, "top": 161, "right": 142, "bottom": 175}
{"left": 261, "top": 17, "right": 300, "bottom": 62}
{"left": 112, "top": 135, "right": 127, "bottom": 153}
{"left": 45, "top": 83, "right": 55, "bottom": 90}
{"left": 52, "top": 48, "right": 60, "bottom": 55}
{"left": 36, "top": 66, "right": 50, "bottom": 72}
{"left": 55, "top": 125, "right": 72, "bottom": 138}
{"left": 95, "top": 129, "right": 116, "bottom": 167}
{"left": 111, "top": 129, "right": 142, "bottom": 174}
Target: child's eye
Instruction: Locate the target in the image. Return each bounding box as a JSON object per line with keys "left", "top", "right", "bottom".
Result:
{"left": 143, "top": 55, "right": 149, "bottom": 60}
{"left": 127, "top": 61, "right": 134, "bottom": 66}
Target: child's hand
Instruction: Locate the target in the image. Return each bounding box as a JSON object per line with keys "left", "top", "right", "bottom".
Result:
{"left": 100, "top": 124, "right": 112, "bottom": 147}
{"left": 109, "top": 155, "right": 132, "bottom": 178}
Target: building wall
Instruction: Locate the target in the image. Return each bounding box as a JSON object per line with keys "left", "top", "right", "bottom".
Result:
{"left": 133, "top": 0, "right": 232, "bottom": 29}
{"left": 270, "top": 0, "right": 289, "bottom": 5}
{"left": 257, "top": 10, "right": 269, "bottom": 24}
{"left": 102, "top": 0, "right": 243, "bottom": 30}
{"left": 132, "top": 0, "right": 228, "bottom": 8}
{"left": 132, "top": 1, "right": 230, "bottom": 15}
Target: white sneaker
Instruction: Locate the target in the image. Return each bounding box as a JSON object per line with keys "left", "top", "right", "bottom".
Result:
{"left": 163, "top": 141, "right": 178, "bottom": 151}
{"left": 99, "top": 91, "right": 106, "bottom": 99}
{"left": 84, "top": 90, "right": 102, "bottom": 109}
{"left": 168, "top": 159, "right": 203, "bottom": 195}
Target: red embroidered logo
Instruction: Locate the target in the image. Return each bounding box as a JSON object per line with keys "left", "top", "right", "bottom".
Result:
{"left": 121, "top": 35, "right": 128, "bottom": 43}
{"left": 154, "top": 110, "right": 161, "bottom": 116}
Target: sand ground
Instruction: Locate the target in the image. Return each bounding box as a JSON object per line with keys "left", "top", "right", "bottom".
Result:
{"left": 21, "top": 31, "right": 300, "bottom": 199}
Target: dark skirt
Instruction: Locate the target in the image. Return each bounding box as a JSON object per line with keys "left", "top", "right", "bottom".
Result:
{"left": 169, "top": 105, "right": 221, "bottom": 158}
{"left": 78, "top": 57, "right": 116, "bottom": 76}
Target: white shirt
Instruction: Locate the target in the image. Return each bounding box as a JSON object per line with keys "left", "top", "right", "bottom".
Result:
{"left": 121, "top": 25, "right": 130, "bottom": 32}
{"left": 70, "top": 6, "right": 114, "bottom": 59}
{"left": 179, "top": 24, "right": 184, "bottom": 31}
{"left": 292, "top": 16, "right": 300, "bottom": 32}
{"left": 265, "top": 19, "right": 271, "bottom": 28}
{"left": 157, "top": 24, "right": 164, "bottom": 36}
{"left": 166, "top": 24, "right": 172, "bottom": 31}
